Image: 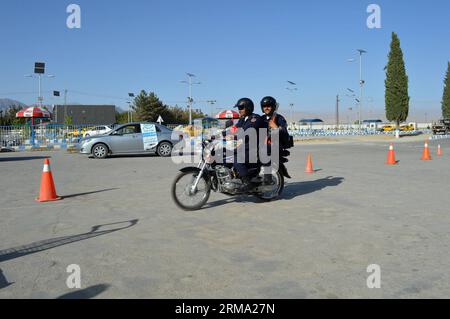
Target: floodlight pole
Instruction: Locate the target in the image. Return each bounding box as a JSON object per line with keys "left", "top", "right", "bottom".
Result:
{"left": 357, "top": 49, "right": 367, "bottom": 131}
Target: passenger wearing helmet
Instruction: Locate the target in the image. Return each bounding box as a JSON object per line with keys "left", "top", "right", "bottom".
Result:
{"left": 260, "top": 96, "right": 288, "bottom": 134}
{"left": 232, "top": 97, "right": 267, "bottom": 191}
{"left": 260, "top": 96, "right": 289, "bottom": 184}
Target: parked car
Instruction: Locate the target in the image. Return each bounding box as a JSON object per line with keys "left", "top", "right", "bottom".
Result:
{"left": 83, "top": 125, "right": 114, "bottom": 138}
{"left": 79, "top": 122, "right": 179, "bottom": 159}
{"left": 400, "top": 124, "right": 415, "bottom": 131}
{"left": 432, "top": 119, "right": 450, "bottom": 135}
{"left": 66, "top": 127, "right": 89, "bottom": 139}
{"left": 382, "top": 125, "right": 395, "bottom": 132}
{"left": 1, "top": 133, "right": 22, "bottom": 147}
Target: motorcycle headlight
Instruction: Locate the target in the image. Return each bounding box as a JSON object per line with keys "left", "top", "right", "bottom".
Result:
{"left": 205, "top": 154, "right": 214, "bottom": 164}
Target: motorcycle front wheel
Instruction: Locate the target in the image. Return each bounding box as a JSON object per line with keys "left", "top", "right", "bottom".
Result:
{"left": 171, "top": 171, "right": 211, "bottom": 211}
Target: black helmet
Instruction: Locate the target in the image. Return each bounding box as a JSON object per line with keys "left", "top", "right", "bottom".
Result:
{"left": 234, "top": 98, "right": 254, "bottom": 113}
{"left": 261, "top": 96, "right": 278, "bottom": 112}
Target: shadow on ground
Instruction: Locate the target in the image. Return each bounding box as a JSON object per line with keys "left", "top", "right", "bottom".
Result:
{"left": 0, "top": 156, "right": 50, "bottom": 162}
{"left": 57, "top": 284, "right": 111, "bottom": 299}
{"left": 96, "top": 154, "right": 159, "bottom": 159}
{"left": 202, "top": 176, "right": 344, "bottom": 209}
{"left": 0, "top": 268, "right": 13, "bottom": 289}
{"left": 0, "top": 220, "right": 138, "bottom": 264}
{"left": 282, "top": 176, "right": 344, "bottom": 199}
{"left": 62, "top": 188, "right": 119, "bottom": 199}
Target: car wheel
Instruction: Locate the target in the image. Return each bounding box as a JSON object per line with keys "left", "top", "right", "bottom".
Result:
{"left": 85, "top": 134, "right": 90, "bottom": 137}
{"left": 157, "top": 142, "right": 172, "bottom": 157}
{"left": 92, "top": 143, "right": 109, "bottom": 159}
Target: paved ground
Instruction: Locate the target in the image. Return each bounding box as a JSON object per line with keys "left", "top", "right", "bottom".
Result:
{"left": 0, "top": 137, "right": 449, "bottom": 299}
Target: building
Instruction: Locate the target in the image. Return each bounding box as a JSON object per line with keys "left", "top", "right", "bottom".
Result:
{"left": 52, "top": 105, "right": 116, "bottom": 125}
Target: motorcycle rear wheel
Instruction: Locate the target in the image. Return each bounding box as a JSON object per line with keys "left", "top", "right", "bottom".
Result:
{"left": 171, "top": 171, "right": 211, "bottom": 211}
{"left": 256, "top": 171, "right": 284, "bottom": 201}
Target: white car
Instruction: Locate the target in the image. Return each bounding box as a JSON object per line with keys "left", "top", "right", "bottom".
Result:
{"left": 83, "top": 125, "right": 114, "bottom": 138}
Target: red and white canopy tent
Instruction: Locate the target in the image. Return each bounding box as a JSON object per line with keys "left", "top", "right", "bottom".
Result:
{"left": 16, "top": 106, "right": 51, "bottom": 125}
{"left": 215, "top": 110, "right": 239, "bottom": 119}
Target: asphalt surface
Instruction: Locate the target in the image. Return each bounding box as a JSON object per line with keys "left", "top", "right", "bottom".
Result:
{"left": 0, "top": 138, "right": 449, "bottom": 298}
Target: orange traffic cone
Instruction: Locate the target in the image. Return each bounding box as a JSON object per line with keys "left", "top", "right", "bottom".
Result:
{"left": 421, "top": 142, "right": 432, "bottom": 161}
{"left": 36, "top": 159, "right": 61, "bottom": 202}
{"left": 386, "top": 143, "right": 398, "bottom": 165}
{"left": 305, "top": 154, "right": 315, "bottom": 173}
{"left": 437, "top": 144, "right": 442, "bottom": 156}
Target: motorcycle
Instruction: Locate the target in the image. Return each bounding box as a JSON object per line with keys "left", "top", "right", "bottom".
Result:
{"left": 171, "top": 137, "right": 291, "bottom": 211}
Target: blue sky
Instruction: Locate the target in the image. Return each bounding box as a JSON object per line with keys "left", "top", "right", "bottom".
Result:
{"left": 0, "top": 0, "right": 449, "bottom": 121}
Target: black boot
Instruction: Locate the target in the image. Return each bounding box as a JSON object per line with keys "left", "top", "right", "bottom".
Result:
{"left": 263, "top": 174, "right": 275, "bottom": 185}
{"left": 238, "top": 176, "right": 253, "bottom": 192}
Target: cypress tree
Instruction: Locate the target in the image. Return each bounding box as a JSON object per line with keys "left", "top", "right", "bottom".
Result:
{"left": 385, "top": 32, "right": 409, "bottom": 127}
{"left": 442, "top": 62, "right": 450, "bottom": 119}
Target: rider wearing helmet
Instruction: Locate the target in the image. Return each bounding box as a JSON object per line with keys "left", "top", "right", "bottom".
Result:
{"left": 232, "top": 97, "right": 267, "bottom": 191}
{"left": 260, "top": 96, "right": 289, "bottom": 184}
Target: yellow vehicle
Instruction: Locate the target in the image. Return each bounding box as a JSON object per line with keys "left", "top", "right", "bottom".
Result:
{"left": 65, "top": 127, "right": 90, "bottom": 138}
{"left": 382, "top": 125, "right": 395, "bottom": 132}
{"left": 400, "top": 124, "right": 415, "bottom": 131}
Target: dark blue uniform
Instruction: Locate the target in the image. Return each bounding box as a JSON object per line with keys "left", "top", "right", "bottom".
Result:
{"left": 261, "top": 113, "right": 289, "bottom": 171}
{"left": 263, "top": 113, "right": 289, "bottom": 149}
{"left": 233, "top": 113, "right": 267, "bottom": 177}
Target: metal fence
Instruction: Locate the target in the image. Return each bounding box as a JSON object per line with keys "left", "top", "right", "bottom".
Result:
{"left": 0, "top": 124, "right": 116, "bottom": 149}
{"left": 0, "top": 124, "right": 442, "bottom": 151}
{"left": 287, "top": 129, "right": 432, "bottom": 137}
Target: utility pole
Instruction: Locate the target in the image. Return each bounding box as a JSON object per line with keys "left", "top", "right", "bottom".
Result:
{"left": 336, "top": 94, "right": 340, "bottom": 131}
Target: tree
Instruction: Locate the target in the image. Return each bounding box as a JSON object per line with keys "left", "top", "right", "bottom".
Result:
{"left": 64, "top": 116, "right": 73, "bottom": 125}
{"left": 115, "top": 111, "right": 126, "bottom": 124}
{"left": 385, "top": 32, "right": 410, "bottom": 128}
{"left": 130, "top": 91, "right": 205, "bottom": 124}
{"left": 131, "top": 90, "right": 170, "bottom": 122}
{"left": 442, "top": 62, "right": 450, "bottom": 119}
{"left": 2, "top": 106, "right": 26, "bottom": 125}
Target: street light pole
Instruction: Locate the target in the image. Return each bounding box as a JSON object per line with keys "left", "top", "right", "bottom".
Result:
{"left": 336, "top": 94, "right": 340, "bottom": 130}
{"left": 206, "top": 100, "right": 217, "bottom": 116}
{"left": 128, "top": 93, "right": 135, "bottom": 123}
{"left": 38, "top": 74, "right": 42, "bottom": 107}
{"left": 357, "top": 49, "right": 367, "bottom": 131}
{"left": 25, "top": 73, "right": 55, "bottom": 108}
{"left": 286, "top": 81, "right": 298, "bottom": 126}
{"left": 188, "top": 75, "right": 192, "bottom": 124}
{"left": 180, "top": 73, "right": 201, "bottom": 125}
{"left": 348, "top": 50, "right": 367, "bottom": 131}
